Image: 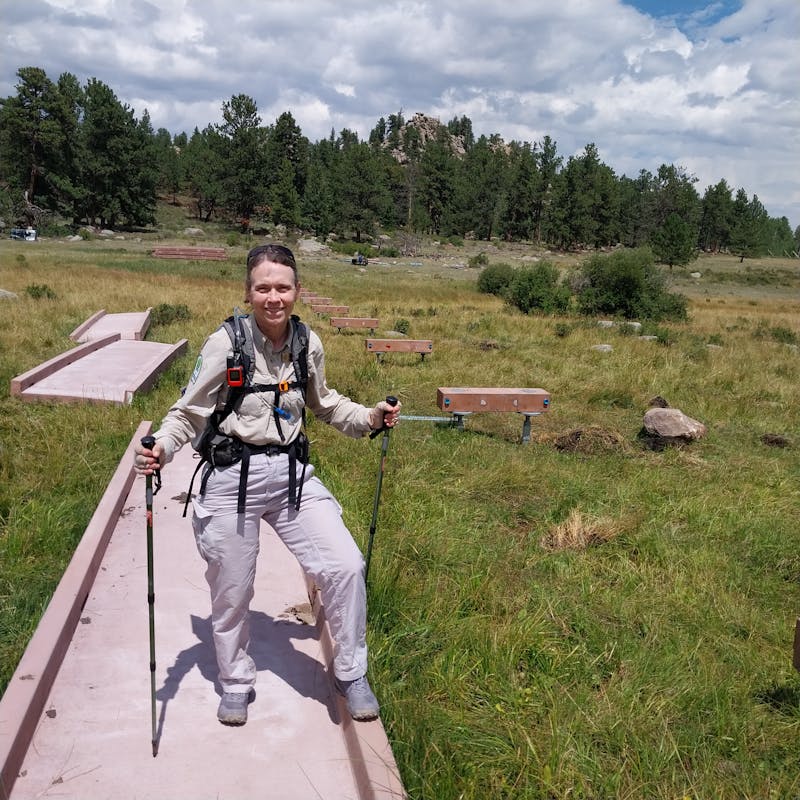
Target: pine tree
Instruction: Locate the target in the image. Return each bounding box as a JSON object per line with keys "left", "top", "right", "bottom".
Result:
{"left": 698, "top": 179, "right": 733, "bottom": 252}
{"left": 651, "top": 212, "right": 697, "bottom": 269}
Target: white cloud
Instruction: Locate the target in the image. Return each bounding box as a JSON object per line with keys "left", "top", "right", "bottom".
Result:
{"left": 1, "top": 0, "right": 797, "bottom": 225}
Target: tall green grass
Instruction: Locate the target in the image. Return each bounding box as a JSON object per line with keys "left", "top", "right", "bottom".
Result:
{"left": 1, "top": 241, "right": 798, "bottom": 799}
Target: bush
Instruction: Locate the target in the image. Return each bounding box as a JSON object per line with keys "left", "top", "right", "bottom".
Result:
{"left": 554, "top": 322, "right": 572, "bottom": 338}
{"left": 150, "top": 303, "right": 192, "bottom": 326}
{"left": 37, "top": 220, "right": 73, "bottom": 238}
{"left": 575, "top": 247, "right": 688, "bottom": 321}
{"left": 477, "top": 262, "right": 515, "bottom": 296}
{"left": 506, "top": 263, "right": 571, "bottom": 315}
{"left": 329, "top": 241, "right": 377, "bottom": 258}
{"left": 771, "top": 326, "right": 798, "bottom": 345}
{"left": 393, "top": 318, "right": 410, "bottom": 335}
{"left": 25, "top": 284, "right": 57, "bottom": 300}
{"left": 468, "top": 252, "right": 489, "bottom": 268}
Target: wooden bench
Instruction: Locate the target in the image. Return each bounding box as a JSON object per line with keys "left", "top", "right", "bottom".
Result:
{"left": 436, "top": 387, "right": 551, "bottom": 442}
{"left": 151, "top": 246, "right": 227, "bottom": 261}
{"left": 366, "top": 339, "right": 433, "bottom": 362}
{"left": 311, "top": 305, "right": 349, "bottom": 315}
{"left": 302, "top": 295, "right": 331, "bottom": 304}
{"left": 331, "top": 317, "right": 379, "bottom": 334}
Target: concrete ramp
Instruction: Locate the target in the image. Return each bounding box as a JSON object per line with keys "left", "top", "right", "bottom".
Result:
{"left": 69, "top": 309, "right": 152, "bottom": 342}
{"left": 10, "top": 335, "right": 188, "bottom": 405}
{"left": 0, "top": 423, "right": 405, "bottom": 800}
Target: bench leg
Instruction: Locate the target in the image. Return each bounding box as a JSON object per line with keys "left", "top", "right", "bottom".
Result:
{"left": 453, "top": 413, "right": 466, "bottom": 431}
{"left": 521, "top": 414, "right": 532, "bottom": 444}
{"left": 520, "top": 413, "right": 542, "bottom": 444}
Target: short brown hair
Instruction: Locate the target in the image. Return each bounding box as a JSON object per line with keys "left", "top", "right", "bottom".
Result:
{"left": 245, "top": 244, "right": 298, "bottom": 290}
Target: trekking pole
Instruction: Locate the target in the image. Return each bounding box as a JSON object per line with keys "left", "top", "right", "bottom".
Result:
{"left": 141, "top": 435, "right": 161, "bottom": 757}
{"left": 365, "top": 396, "right": 398, "bottom": 584}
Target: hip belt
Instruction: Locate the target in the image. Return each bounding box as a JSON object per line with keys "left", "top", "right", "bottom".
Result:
{"left": 184, "top": 435, "right": 309, "bottom": 516}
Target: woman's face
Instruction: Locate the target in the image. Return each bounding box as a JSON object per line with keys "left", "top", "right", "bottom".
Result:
{"left": 246, "top": 259, "right": 299, "bottom": 341}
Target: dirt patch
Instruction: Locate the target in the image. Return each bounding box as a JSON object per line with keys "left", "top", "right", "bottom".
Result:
{"left": 547, "top": 426, "right": 628, "bottom": 455}
{"left": 761, "top": 433, "right": 791, "bottom": 448}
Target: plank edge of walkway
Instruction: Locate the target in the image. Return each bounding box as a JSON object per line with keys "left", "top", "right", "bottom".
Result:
{"left": 0, "top": 422, "right": 406, "bottom": 800}
{"left": 0, "top": 421, "right": 148, "bottom": 800}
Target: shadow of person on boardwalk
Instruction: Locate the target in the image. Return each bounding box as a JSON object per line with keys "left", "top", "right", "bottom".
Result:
{"left": 154, "top": 610, "right": 336, "bottom": 744}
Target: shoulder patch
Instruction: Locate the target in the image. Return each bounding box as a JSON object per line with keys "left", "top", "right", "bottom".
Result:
{"left": 190, "top": 355, "right": 203, "bottom": 384}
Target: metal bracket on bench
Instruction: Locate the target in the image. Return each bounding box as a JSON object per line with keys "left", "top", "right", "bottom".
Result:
{"left": 400, "top": 413, "right": 462, "bottom": 428}
{"left": 374, "top": 352, "right": 427, "bottom": 363}
{"left": 520, "top": 412, "right": 543, "bottom": 444}
{"left": 401, "top": 411, "right": 540, "bottom": 443}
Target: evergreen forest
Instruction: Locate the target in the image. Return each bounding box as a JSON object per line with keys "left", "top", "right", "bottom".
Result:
{"left": 1, "top": 66, "right": 798, "bottom": 266}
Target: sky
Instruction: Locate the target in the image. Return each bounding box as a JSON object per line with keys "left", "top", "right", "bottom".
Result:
{"left": 2, "top": 0, "right": 798, "bottom": 228}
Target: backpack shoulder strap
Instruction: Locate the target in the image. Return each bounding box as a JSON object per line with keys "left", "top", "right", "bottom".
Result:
{"left": 290, "top": 314, "right": 309, "bottom": 394}
{"left": 215, "top": 312, "right": 254, "bottom": 421}
{"left": 221, "top": 312, "right": 256, "bottom": 386}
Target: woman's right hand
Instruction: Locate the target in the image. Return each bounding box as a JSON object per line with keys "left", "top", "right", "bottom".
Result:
{"left": 134, "top": 440, "right": 164, "bottom": 475}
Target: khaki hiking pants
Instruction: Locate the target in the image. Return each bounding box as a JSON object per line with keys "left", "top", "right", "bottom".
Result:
{"left": 191, "top": 452, "right": 367, "bottom": 693}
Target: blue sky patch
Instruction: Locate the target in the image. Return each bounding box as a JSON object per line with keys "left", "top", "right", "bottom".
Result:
{"left": 624, "top": 1, "right": 742, "bottom": 27}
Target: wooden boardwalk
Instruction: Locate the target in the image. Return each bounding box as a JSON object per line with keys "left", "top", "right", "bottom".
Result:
{"left": 0, "top": 424, "right": 405, "bottom": 800}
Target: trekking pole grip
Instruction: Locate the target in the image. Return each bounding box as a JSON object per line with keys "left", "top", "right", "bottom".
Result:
{"left": 140, "top": 435, "right": 161, "bottom": 495}
{"left": 369, "top": 396, "right": 399, "bottom": 439}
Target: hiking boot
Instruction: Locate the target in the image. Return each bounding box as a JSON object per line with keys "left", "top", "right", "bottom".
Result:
{"left": 217, "top": 689, "right": 253, "bottom": 725}
{"left": 336, "top": 675, "right": 380, "bottom": 721}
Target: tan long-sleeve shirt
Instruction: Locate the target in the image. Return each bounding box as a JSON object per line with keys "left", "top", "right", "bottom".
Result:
{"left": 154, "top": 316, "right": 373, "bottom": 464}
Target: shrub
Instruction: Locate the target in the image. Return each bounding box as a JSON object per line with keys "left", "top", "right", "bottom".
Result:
{"left": 576, "top": 247, "right": 688, "bottom": 321}
{"left": 37, "top": 220, "right": 73, "bottom": 238}
{"left": 468, "top": 252, "right": 489, "bottom": 268}
{"left": 477, "top": 262, "right": 515, "bottom": 296}
{"left": 25, "top": 284, "right": 57, "bottom": 299}
{"left": 329, "top": 241, "right": 377, "bottom": 258}
{"left": 554, "top": 322, "right": 572, "bottom": 338}
{"left": 506, "top": 263, "right": 571, "bottom": 315}
{"left": 766, "top": 325, "right": 798, "bottom": 345}
{"left": 393, "top": 318, "right": 410, "bottom": 335}
{"left": 151, "top": 303, "right": 192, "bottom": 326}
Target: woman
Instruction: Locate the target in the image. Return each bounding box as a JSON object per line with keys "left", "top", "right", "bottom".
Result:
{"left": 134, "top": 243, "right": 400, "bottom": 725}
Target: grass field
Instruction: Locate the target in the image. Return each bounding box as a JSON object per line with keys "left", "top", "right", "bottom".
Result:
{"left": 1, "top": 227, "right": 799, "bottom": 799}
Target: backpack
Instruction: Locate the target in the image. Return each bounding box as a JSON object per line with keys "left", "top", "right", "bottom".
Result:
{"left": 185, "top": 311, "right": 311, "bottom": 515}
{"left": 212, "top": 310, "right": 309, "bottom": 437}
